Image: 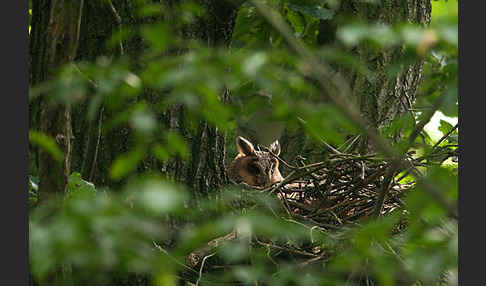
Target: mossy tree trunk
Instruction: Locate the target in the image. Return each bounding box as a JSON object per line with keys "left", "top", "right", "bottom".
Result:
{"left": 68, "top": 0, "right": 240, "bottom": 201}
{"left": 148, "top": 0, "right": 239, "bottom": 204}
{"left": 29, "top": 0, "right": 84, "bottom": 202}
{"left": 280, "top": 0, "right": 432, "bottom": 162}
{"left": 30, "top": 1, "right": 240, "bottom": 285}
{"left": 340, "top": 0, "right": 431, "bottom": 129}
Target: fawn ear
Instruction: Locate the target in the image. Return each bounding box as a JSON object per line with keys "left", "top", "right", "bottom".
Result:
{"left": 269, "top": 140, "right": 281, "bottom": 156}
{"left": 237, "top": 136, "right": 255, "bottom": 156}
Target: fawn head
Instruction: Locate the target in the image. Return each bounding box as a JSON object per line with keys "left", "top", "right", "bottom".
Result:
{"left": 228, "top": 136, "right": 283, "bottom": 188}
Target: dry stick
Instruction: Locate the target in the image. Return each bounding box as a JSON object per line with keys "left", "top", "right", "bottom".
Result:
{"left": 152, "top": 241, "right": 199, "bottom": 275}
{"left": 107, "top": 0, "right": 124, "bottom": 55}
{"left": 265, "top": 245, "right": 279, "bottom": 267}
{"left": 264, "top": 170, "right": 296, "bottom": 193}
{"left": 251, "top": 0, "right": 397, "bottom": 159}
{"left": 407, "top": 93, "right": 446, "bottom": 147}
{"left": 410, "top": 169, "right": 458, "bottom": 219}
{"left": 277, "top": 189, "right": 293, "bottom": 216}
{"left": 374, "top": 92, "right": 450, "bottom": 215}
{"left": 255, "top": 239, "right": 318, "bottom": 258}
{"left": 372, "top": 160, "right": 401, "bottom": 218}
{"left": 80, "top": 117, "right": 94, "bottom": 175}
{"left": 196, "top": 253, "right": 216, "bottom": 286}
{"left": 338, "top": 134, "right": 359, "bottom": 152}
{"left": 292, "top": 213, "right": 341, "bottom": 230}
{"left": 264, "top": 145, "right": 359, "bottom": 173}
{"left": 72, "top": 64, "right": 103, "bottom": 182}
{"left": 298, "top": 253, "right": 329, "bottom": 268}
{"left": 373, "top": 93, "right": 445, "bottom": 217}
{"left": 397, "top": 133, "right": 458, "bottom": 182}
{"left": 262, "top": 146, "right": 298, "bottom": 170}
{"left": 88, "top": 105, "right": 104, "bottom": 182}
{"left": 321, "top": 139, "right": 342, "bottom": 155}
{"left": 251, "top": 0, "right": 457, "bottom": 219}
{"left": 266, "top": 164, "right": 327, "bottom": 194}
{"left": 77, "top": 2, "right": 122, "bottom": 182}
{"left": 432, "top": 123, "right": 458, "bottom": 149}
{"left": 310, "top": 167, "right": 387, "bottom": 218}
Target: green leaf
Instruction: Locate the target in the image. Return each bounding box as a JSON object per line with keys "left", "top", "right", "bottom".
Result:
{"left": 242, "top": 52, "right": 268, "bottom": 75}
{"left": 152, "top": 144, "right": 170, "bottom": 161}
{"left": 165, "top": 132, "right": 189, "bottom": 159}
{"left": 107, "top": 27, "right": 135, "bottom": 50}
{"left": 110, "top": 147, "right": 146, "bottom": 181}
{"left": 130, "top": 110, "right": 157, "bottom": 134}
{"left": 67, "top": 172, "right": 96, "bottom": 198}
{"left": 141, "top": 22, "right": 169, "bottom": 52}
{"left": 336, "top": 24, "right": 367, "bottom": 46}
{"left": 29, "top": 130, "right": 64, "bottom": 162}
{"left": 132, "top": 180, "right": 186, "bottom": 215}
{"left": 439, "top": 84, "right": 458, "bottom": 117}
{"left": 285, "top": 7, "right": 306, "bottom": 36}
{"left": 431, "top": 0, "right": 458, "bottom": 21}
{"left": 29, "top": 176, "right": 38, "bottom": 207}
{"left": 287, "top": 4, "right": 334, "bottom": 20}
{"left": 438, "top": 119, "right": 454, "bottom": 136}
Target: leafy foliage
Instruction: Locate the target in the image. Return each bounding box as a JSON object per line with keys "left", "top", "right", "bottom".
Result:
{"left": 28, "top": 0, "right": 458, "bottom": 285}
{"left": 67, "top": 172, "right": 97, "bottom": 198}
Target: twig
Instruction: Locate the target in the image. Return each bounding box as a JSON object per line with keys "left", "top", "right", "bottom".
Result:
{"left": 107, "top": 0, "right": 124, "bottom": 55}
{"left": 298, "top": 253, "right": 329, "bottom": 268}
{"left": 432, "top": 123, "right": 458, "bottom": 149}
{"left": 277, "top": 189, "right": 292, "bottom": 216}
{"left": 262, "top": 146, "right": 298, "bottom": 170}
{"left": 152, "top": 241, "right": 199, "bottom": 274}
{"left": 251, "top": 0, "right": 398, "bottom": 159}
{"left": 372, "top": 161, "right": 401, "bottom": 218}
{"left": 250, "top": 1, "right": 457, "bottom": 219}
{"left": 196, "top": 253, "right": 216, "bottom": 286}
{"left": 408, "top": 92, "right": 446, "bottom": 147}
{"left": 338, "top": 135, "right": 358, "bottom": 152}
{"left": 321, "top": 139, "right": 342, "bottom": 155}
{"left": 72, "top": 63, "right": 98, "bottom": 88}
{"left": 265, "top": 245, "right": 279, "bottom": 267}
{"left": 88, "top": 105, "right": 104, "bottom": 182}
{"left": 266, "top": 164, "right": 326, "bottom": 194}
{"left": 255, "top": 239, "right": 318, "bottom": 258}
{"left": 264, "top": 170, "right": 296, "bottom": 193}
{"left": 410, "top": 169, "right": 458, "bottom": 219}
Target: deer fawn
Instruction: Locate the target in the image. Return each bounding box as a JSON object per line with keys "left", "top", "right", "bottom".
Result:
{"left": 228, "top": 136, "right": 283, "bottom": 188}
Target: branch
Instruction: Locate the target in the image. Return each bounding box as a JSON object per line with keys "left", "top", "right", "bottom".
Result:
{"left": 196, "top": 253, "right": 216, "bottom": 286}
{"left": 107, "top": 0, "right": 124, "bottom": 55}
{"left": 372, "top": 160, "right": 401, "bottom": 218}
{"left": 407, "top": 92, "right": 446, "bottom": 147}
{"left": 187, "top": 231, "right": 237, "bottom": 268}
{"left": 250, "top": 0, "right": 458, "bottom": 219}
{"left": 433, "top": 123, "right": 458, "bottom": 149}
{"left": 250, "top": 0, "right": 398, "bottom": 159}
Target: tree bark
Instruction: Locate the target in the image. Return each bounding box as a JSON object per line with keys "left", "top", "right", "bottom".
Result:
{"left": 30, "top": 0, "right": 84, "bottom": 202}
{"left": 67, "top": 1, "right": 239, "bottom": 200}
{"left": 280, "top": 0, "right": 432, "bottom": 162}
{"left": 339, "top": 0, "right": 431, "bottom": 129}
{"left": 153, "top": 0, "right": 239, "bottom": 203}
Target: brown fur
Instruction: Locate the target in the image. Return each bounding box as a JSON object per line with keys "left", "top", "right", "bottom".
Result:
{"left": 228, "top": 136, "right": 283, "bottom": 188}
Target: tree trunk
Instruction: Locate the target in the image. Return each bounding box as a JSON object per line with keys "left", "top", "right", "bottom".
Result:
{"left": 280, "top": 0, "right": 432, "bottom": 162}
{"left": 70, "top": 0, "right": 124, "bottom": 187}
{"left": 67, "top": 1, "right": 239, "bottom": 200}
{"left": 29, "top": 2, "right": 84, "bottom": 285}
{"left": 30, "top": 0, "right": 84, "bottom": 202}
{"left": 339, "top": 0, "right": 431, "bottom": 129}
{"left": 151, "top": 0, "right": 239, "bottom": 203}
